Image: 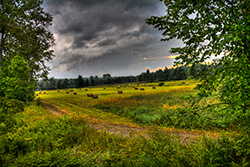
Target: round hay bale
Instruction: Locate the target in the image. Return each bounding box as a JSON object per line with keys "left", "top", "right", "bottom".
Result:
{"left": 92, "top": 94, "right": 98, "bottom": 99}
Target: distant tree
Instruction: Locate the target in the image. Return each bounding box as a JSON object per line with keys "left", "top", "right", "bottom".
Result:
{"left": 175, "top": 66, "right": 187, "bottom": 80}
{"left": 145, "top": 69, "right": 150, "bottom": 82}
{"left": 57, "top": 79, "right": 63, "bottom": 89}
{"left": 155, "top": 69, "right": 165, "bottom": 81}
{"left": 163, "top": 67, "right": 170, "bottom": 81}
{"left": 85, "top": 78, "right": 90, "bottom": 87}
{"left": 62, "top": 79, "right": 69, "bottom": 89}
{"left": 89, "top": 76, "right": 95, "bottom": 86}
{"left": 147, "top": 0, "right": 250, "bottom": 114}
{"left": 94, "top": 76, "right": 100, "bottom": 85}
{"left": 48, "top": 77, "right": 56, "bottom": 90}
{"left": 103, "top": 74, "right": 112, "bottom": 84}
{"left": 77, "top": 75, "right": 85, "bottom": 88}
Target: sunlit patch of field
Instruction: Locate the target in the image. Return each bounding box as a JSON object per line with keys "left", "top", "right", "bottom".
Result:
{"left": 35, "top": 80, "right": 225, "bottom": 137}
{"left": 36, "top": 80, "right": 197, "bottom": 126}
{"left": 36, "top": 79, "right": 238, "bottom": 135}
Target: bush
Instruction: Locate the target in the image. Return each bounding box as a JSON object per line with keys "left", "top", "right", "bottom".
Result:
{"left": 0, "top": 98, "right": 24, "bottom": 134}
{"left": 2, "top": 99, "right": 25, "bottom": 114}
{"left": 35, "top": 97, "right": 42, "bottom": 106}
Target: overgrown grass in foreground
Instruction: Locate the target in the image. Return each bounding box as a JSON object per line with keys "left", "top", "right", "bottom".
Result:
{"left": 0, "top": 101, "right": 250, "bottom": 166}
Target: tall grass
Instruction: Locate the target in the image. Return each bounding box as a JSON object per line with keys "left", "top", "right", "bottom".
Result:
{"left": 95, "top": 88, "right": 239, "bottom": 131}
{"left": 1, "top": 93, "right": 250, "bottom": 166}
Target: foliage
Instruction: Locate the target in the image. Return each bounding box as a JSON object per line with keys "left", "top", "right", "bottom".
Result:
{"left": 0, "top": 56, "right": 35, "bottom": 102}
{"left": 146, "top": 0, "right": 250, "bottom": 119}
{"left": 0, "top": 97, "right": 24, "bottom": 134}
{"left": 0, "top": 0, "right": 55, "bottom": 79}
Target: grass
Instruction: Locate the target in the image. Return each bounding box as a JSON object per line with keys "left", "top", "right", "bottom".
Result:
{"left": 1, "top": 80, "right": 249, "bottom": 166}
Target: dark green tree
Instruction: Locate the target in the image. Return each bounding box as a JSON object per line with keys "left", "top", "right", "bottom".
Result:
{"left": 103, "top": 74, "right": 112, "bottom": 84}
{"left": 0, "top": 0, "right": 55, "bottom": 79}
{"left": 147, "top": 0, "right": 250, "bottom": 114}
{"left": 85, "top": 78, "right": 90, "bottom": 87}
{"left": 163, "top": 67, "right": 170, "bottom": 80}
{"left": 57, "top": 79, "right": 63, "bottom": 89}
{"left": 155, "top": 69, "right": 165, "bottom": 81}
{"left": 77, "top": 75, "right": 85, "bottom": 88}
{"left": 62, "top": 79, "right": 69, "bottom": 89}
{"left": 90, "top": 76, "right": 95, "bottom": 86}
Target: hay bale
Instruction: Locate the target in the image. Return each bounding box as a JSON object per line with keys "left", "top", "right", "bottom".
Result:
{"left": 73, "top": 92, "right": 77, "bottom": 95}
{"left": 152, "top": 86, "right": 156, "bottom": 89}
{"left": 87, "top": 93, "right": 93, "bottom": 97}
{"left": 66, "top": 91, "right": 69, "bottom": 94}
{"left": 85, "top": 89, "right": 88, "bottom": 91}
{"left": 92, "top": 94, "right": 98, "bottom": 99}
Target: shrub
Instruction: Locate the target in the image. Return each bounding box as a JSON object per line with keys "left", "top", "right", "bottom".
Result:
{"left": 2, "top": 99, "right": 25, "bottom": 114}
{"left": 35, "top": 97, "right": 42, "bottom": 106}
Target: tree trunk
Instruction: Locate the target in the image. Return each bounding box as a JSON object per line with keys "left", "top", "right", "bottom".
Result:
{"left": 0, "top": 32, "right": 5, "bottom": 68}
{"left": 0, "top": 45, "right": 2, "bottom": 68}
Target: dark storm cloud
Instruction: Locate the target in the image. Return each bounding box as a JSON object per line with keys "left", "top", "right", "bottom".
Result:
{"left": 43, "top": 0, "right": 177, "bottom": 77}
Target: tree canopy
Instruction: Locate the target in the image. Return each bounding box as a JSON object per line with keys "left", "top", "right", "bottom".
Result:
{"left": 146, "top": 0, "right": 250, "bottom": 114}
{"left": 0, "top": 0, "right": 54, "bottom": 102}
{"left": 0, "top": 0, "right": 55, "bottom": 79}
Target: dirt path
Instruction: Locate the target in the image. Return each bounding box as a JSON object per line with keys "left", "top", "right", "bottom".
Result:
{"left": 41, "top": 101, "right": 66, "bottom": 116}
{"left": 41, "top": 100, "right": 220, "bottom": 143}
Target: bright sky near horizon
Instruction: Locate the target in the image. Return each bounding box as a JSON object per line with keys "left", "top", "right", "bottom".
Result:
{"left": 43, "top": 0, "right": 183, "bottom": 78}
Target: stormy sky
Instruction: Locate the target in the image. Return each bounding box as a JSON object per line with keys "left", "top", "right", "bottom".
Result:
{"left": 43, "top": 0, "right": 182, "bottom": 78}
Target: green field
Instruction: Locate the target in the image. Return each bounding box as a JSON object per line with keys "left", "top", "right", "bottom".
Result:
{"left": 1, "top": 80, "right": 248, "bottom": 166}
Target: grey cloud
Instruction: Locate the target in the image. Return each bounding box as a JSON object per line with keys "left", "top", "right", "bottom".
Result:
{"left": 43, "top": 0, "right": 180, "bottom": 78}
{"left": 97, "top": 38, "right": 117, "bottom": 47}
{"left": 46, "top": 0, "right": 159, "bottom": 48}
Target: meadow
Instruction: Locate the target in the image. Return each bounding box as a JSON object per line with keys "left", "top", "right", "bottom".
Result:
{"left": 0, "top": 80, "right": 249, "bottom": 166}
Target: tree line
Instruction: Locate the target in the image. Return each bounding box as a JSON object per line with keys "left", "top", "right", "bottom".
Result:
{"left": 38, "top": 64, "right": 208, "bottom": 90}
